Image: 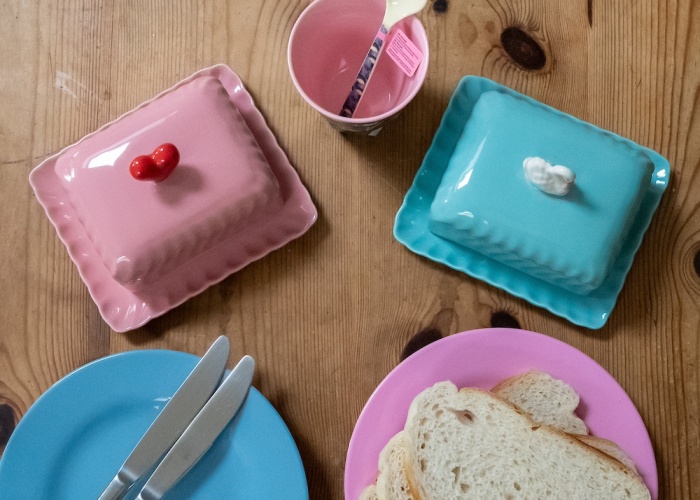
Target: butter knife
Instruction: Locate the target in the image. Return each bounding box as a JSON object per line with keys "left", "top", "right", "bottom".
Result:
{"left": 98, "top": 336, "right": 231, "bottom": 500}
{"left": 136, "top": 355, "right": 255, "bottom": 500}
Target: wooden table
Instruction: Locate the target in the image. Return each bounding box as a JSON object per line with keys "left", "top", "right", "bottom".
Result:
{"left": 1, "top": 0, "right": 698, "bottom": 498}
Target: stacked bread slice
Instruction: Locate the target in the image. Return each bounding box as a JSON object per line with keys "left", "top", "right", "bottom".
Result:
{"left": 360, "top": 371, "right": 649, "bottom": 499}
{"left": 492, "top": 371, "right": 638, "bottom": 473}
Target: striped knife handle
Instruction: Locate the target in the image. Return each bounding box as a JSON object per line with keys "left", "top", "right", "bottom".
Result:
{"left": 339, "top": 24, "right": 389, "bottom": 118}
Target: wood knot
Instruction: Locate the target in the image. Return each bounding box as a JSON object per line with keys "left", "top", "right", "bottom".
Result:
{"left": 0, "top": 403, "right": 16, "bottom": 449}
{"left": 490, "top": 311, "right": 521, "bottom": 329}
{"left": 401, "top": 327, "right": 443, "bottom": 361}
{"left": 433, "top": 0, "right": 448, "bottom": 13}
{"left": 501, "top": 27, "right": 546, "bottom": 70}
{"left": 694, "top": 249, "right": 700, "bottom": 278}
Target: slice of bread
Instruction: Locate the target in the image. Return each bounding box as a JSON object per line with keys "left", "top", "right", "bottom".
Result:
{"left": 359, "top": 485, "right": 379, "bottom": 500}
{"left": 578, "top": 435, "right": 639, "bottom": 473}
{"left": 492, "top": 370, "right": 588, "bottom": 435}
{"left": 362, "top": 373, "right": 642, "bottom": 499}
{"left": 403, "top": 381, "right": 650, "bottom": 499}
{"left": 374, "top": 432, "right": 419, "bottom": 500}
{"left": 493, "top": 371, "right": 637, "bottom": 473}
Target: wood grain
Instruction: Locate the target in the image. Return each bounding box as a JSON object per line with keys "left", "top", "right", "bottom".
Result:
{"left": 0, "top": 0, "right": 699, "bottom": 498}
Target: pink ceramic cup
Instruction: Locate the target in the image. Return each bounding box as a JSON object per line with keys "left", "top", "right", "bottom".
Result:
{"left": 288, "top": 0, "right": 429, "bottom": 135}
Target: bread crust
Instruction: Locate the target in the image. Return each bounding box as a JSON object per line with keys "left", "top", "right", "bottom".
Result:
{"left": 492, "top": 370, "right": 588, "bottom": 435}
{"left": 362, "top": 376, "right": 647, "bottom": 500}
{"left": 403, "top": 382, "right": 649, "bottom": 499}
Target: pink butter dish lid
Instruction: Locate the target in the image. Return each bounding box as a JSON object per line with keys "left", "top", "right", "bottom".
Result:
{"left": 30, "top": 64, "right": 318, "bottom": 332}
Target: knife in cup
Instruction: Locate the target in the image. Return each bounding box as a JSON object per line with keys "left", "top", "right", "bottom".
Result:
{"left": 98, "top": 336, "right": 231, "bottom": 500}
{"left": 136, "top": 355, "right": 256, "bottom": 500}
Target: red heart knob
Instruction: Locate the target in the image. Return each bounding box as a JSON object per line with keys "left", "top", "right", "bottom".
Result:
{"left": 129, "top": 143, "right": 180, "bottom": 182}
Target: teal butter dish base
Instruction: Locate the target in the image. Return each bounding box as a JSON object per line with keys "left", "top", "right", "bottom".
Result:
{"left": 393, "top": 76, "right": 670, "bottom": 329}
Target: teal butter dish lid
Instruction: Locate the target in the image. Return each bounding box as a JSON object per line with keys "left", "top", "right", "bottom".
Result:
{"left": 394, "top": 76, "right": 670, "bottom": 329}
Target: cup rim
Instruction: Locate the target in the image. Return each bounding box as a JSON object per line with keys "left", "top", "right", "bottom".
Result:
{"left": 287, "top": 2, "right": 429, "bottom": 125}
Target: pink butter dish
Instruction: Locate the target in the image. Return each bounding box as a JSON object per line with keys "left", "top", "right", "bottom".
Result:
{"left": 30, "top": 64, "right": 317, "bottom": 332}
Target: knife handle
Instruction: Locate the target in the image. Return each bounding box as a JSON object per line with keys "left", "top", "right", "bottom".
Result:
{"left": 339, "top": 24, "right": 389, "bottom": 118}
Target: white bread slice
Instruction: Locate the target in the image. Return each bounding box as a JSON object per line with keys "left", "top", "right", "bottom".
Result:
{"left": 578, "top": 435, "right": 639, "bottom": 473}
{"left": 493, "top": 371, "right": 638, "bottom": 473}
{"left": 492, "top": 370, "right": 588, "bottom": 435}
{"left": 363, "top": 374, "right": 640, "bottom": 499}
{"left": 403, "top": 381, "right": 650, "bottom": 499}
{"left": 374, "top": 432, "right": 419, "bottom": 500}
{"left": 359, "top": 484, "right": 379, "bottom": 500}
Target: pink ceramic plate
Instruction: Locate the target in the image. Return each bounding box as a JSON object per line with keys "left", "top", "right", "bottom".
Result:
{"left": 345, "top": 328, "right": 657, "bottom": 499}
{"left": 30, "top": 65, "right": 317, "bottom": 332}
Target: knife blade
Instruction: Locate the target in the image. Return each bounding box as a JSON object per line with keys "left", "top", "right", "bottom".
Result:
{"left": 98, "top": 336, "right": 231, "bottom": 500}
{"left": 135, "top": 355, "right": 256, "bottom": 500}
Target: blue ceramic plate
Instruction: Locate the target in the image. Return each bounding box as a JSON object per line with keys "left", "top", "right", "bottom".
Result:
{"left": 0, "top": 350, "right": 308, "bottom": 499}
{"left": 394, "top": 76, "right": 670, "bottom": 329}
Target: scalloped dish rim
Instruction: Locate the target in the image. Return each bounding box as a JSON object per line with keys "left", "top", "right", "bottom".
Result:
{"left": 393, "top": 76, "right": 670, "bottom": 329}
{"left": 29, "top": 64, "right": 318, "bottom": 332}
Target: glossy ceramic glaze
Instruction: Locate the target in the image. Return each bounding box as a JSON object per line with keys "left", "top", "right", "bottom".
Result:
{"left": 394, "top": 76, "right": 670, "bottom": 328}
{"left": 54, "top": 75, "right": 282, "bottom": 290}
{"left": 428, "top": 90, "right": 654, "bottom": 294}
{"left": 0, "top": 350, "right": 308, "bottom": 499}
{"left": 129, "top": 143, "right": 181, "bottom": 182}
{"left": 287, "top": 0, "right": 428, "bottom": 134}
{"left": 383, "top": 0, "right": 429, "bottom": 28}
{"left": 29, "top": 65, "right": 318, "bottom": 332}
{"left": 344, "top": 328, "right": 657, "bottom": 500}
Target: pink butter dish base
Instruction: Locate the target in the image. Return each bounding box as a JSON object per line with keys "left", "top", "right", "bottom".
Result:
{"left": 29, "top": 64, "right": 317, "bottom": 332}
{"left": 344, "top": 328, "right": 657, "bottom": 499}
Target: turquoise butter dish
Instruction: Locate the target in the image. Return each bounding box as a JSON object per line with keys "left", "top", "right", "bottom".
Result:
{"left": 394, "top": 76, "right": 670, "bottom": 329}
